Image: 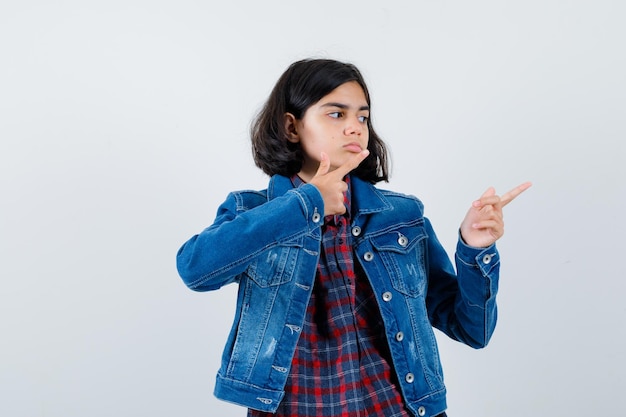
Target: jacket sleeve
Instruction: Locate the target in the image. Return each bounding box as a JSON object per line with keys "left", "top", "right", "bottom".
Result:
{"left": 424, "top": 218, "right": 500, "bottom": 348}
{"left": 176, "top": 183, "right": 324, "bottom": 292}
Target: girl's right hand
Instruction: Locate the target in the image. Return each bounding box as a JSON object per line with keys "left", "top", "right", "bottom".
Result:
{"left": 309, "top": 150, "right": 370, "bottom": 216}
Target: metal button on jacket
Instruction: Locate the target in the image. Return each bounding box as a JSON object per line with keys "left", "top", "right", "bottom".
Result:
{"left": 382, "top": 291, "right": 392, "bottom": 302}
{"left": 482, "top": 254, "right": 492, "bottom": 264}
{"left": 397, "top": 234, "right": 408, "bottom": 247}
{"left": 395, "top": 331, "right": 404, "bottom": 341}
{"left": 351, "top": 226, "right": 361, "bottom": 236}
{"left": 405, "top": 373, "right": 414, "bottom": 383}
{"left": 417, "top": 406, "right": 426, "bottom": 416}
{"left": 363, "top": 252, "right": 374, "bottom": 261}
{"left": 312, "top": 212, "right": 321, "bottom": 223}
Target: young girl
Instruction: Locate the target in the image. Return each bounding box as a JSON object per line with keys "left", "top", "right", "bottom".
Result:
{"left": 176, "top": 59, "right": 530, "bottom": 417}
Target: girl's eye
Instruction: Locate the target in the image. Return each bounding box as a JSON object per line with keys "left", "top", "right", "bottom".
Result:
{"left": 358, "top": 115, "right": 369, "bottom": 123}
{"left": 328, "top": 112, "right": 343, "bottom": 119}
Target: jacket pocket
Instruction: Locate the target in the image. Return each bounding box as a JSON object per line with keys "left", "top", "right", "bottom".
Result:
{"left": 245, "top": 236, "right": 303, "bottom": 287}
{"left": 370, "top": 225, "right": 428, "bottom": 297}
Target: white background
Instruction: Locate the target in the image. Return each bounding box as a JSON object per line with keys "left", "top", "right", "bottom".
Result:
{"left": 1, "top": 1, "right": 624, "bottom": 416}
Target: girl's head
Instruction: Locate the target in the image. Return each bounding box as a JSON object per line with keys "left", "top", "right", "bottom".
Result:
{"left": 251, "top": 59, "right": 389, "bottom": 183}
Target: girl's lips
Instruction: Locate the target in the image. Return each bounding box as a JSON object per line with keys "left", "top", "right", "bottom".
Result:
{"left": 343, "top": 143, "right": 363, "bottom": 153}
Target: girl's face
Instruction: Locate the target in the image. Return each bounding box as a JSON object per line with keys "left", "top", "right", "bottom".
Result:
{"left": 285, "top": 81, "right": 370, "bottom": 182}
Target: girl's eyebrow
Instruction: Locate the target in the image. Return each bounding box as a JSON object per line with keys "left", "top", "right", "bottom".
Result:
{"left": 321, "top": 102, "right": 370, "bottom": 111}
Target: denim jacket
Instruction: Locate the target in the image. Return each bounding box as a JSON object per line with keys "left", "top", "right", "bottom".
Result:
{"left": 176, "top": 175, "right": 500, "bottom": 417}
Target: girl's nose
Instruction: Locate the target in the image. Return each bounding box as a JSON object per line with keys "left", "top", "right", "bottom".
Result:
{"left": 344, "top": 116, "right": 363, "bottom": 136}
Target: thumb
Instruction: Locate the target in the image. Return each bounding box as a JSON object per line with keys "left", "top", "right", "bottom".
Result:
{"left": 313, "top": 152, "right": 331, "bottom": 178}
{"left": 481, "top": 186, "right": 496, "bottom": 198}
{"left": 473, "top": 186, "right": 495, "bottom": 207}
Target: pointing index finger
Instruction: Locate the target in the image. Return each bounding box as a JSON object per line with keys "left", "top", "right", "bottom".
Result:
{"left": 500, "top": 181, "right": 532, "bottom": 207}
{"left": 331, "top": 149, "right": 370, "bottom": 178}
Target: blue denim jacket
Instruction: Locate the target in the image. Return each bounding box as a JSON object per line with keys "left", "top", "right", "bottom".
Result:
{"left": 176, "top": 175, "right": 500, "bottom": 417}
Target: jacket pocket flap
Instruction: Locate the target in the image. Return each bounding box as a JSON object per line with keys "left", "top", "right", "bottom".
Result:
{"left": 370, "top": 225, "right": 427, "bottom": 254}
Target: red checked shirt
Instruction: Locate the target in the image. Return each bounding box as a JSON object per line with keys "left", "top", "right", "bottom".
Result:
{"left": 248, "top": 175, "right": 411, "bottom": 417}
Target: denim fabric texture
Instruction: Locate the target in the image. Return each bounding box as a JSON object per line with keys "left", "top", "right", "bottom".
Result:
{"left": 176, "top": 175, "right": 500, "bottom": 417}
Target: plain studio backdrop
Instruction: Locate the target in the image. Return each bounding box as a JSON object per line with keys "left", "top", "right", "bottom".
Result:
{"left": 1, "top": 1, "right": 624, "bottom": 416}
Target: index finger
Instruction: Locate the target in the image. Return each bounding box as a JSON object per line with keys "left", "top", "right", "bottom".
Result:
{"left": 500, "top": 181, "right": 532, "bottom": 207}
{"left": 331, "top": 149, "right": 370, "bottom": 179}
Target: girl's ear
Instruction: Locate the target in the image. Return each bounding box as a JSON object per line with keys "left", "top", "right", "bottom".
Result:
{"left": 284, "top": 113, "right": 299, "bottom": 143}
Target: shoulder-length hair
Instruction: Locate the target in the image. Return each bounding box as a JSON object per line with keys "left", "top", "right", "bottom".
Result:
{"left": 250, "top": 58, "right": 390, "bottom": 183}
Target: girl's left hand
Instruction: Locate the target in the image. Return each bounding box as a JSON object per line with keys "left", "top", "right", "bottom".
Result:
{"left": 460, "top": 182, "right": 532, "bottom": 248}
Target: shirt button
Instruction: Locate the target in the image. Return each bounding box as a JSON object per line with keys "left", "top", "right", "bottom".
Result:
{"left": 351, "top": 226, "right": 362, "bottom": 236}
{"left": 482, "top": 254, "right": 492, "bottom": 264}
{"left": 397, "top": 234, "right": 408, "bottom": 247}
{"left": 363, "top": 252, "right": 374, "bottom": 261}
{"left": 417, "top": 406, "right": 426, "bottom": 416}
{"left": 382, "top": 291, "right": 392, "bottom": 302}
{"left": 405, "top": 373, "right": 414, "bottom": 383}
{"left": 395, "top": 331, "right": 404, "bottom": 341}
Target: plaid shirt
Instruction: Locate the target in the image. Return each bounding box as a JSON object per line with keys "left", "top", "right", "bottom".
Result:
{"left": 248, "top": 175, "right": 411, "bottom": 417}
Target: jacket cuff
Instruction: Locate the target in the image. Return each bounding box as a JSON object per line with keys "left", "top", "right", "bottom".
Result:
{"left": 290, "top": 183, "right": 325, "bottom": 230}
{"left": 456, "top": 231, "right": 500, "bottom": 276}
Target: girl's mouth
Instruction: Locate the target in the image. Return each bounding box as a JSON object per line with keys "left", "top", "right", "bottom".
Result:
{"left": 343, "top": 143, "right": 363, "bottom": 153}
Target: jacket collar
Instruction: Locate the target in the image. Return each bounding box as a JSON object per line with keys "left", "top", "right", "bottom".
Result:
{"left": 267, "top": 174, "right": 392, "bottom": 218}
